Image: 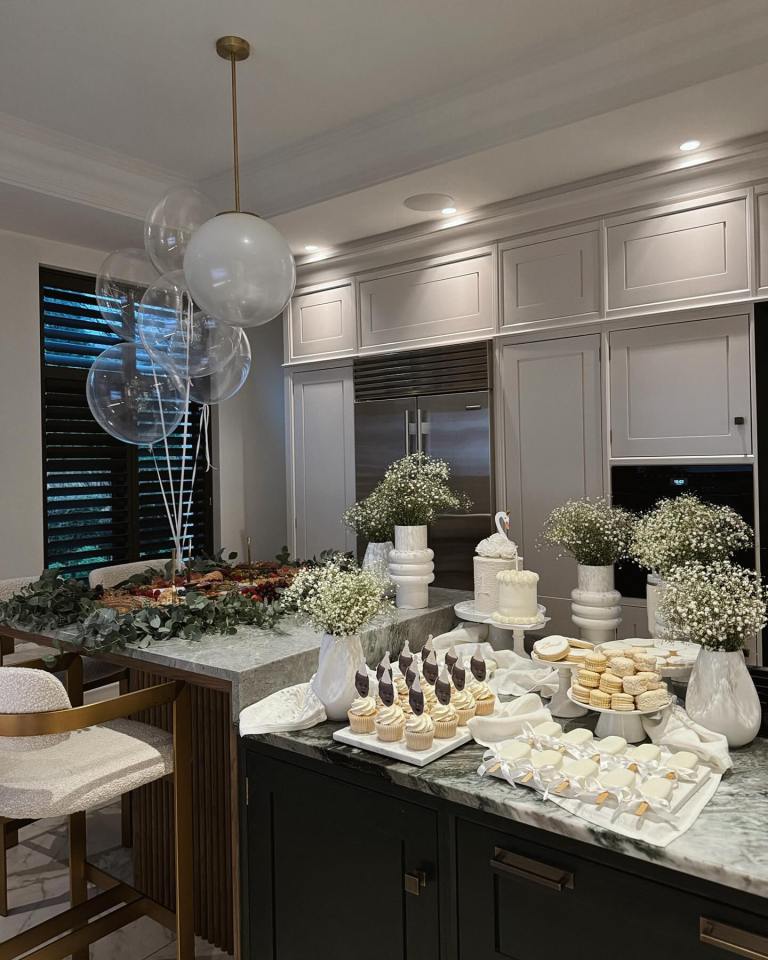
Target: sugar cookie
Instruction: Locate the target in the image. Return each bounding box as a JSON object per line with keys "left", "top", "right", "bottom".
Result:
{"left": 576, "top": 669, "right": 600, "bottom": 689}
{"left": 584, "top": 652, "right": 608, "bottom": 673}
{"left": 570, "top": 683, "right": 591, "bottom": 704}
{"left": 610, "top": 693, "right": 635, "bottom": 711}
{"left": 533, "top": 636, "right": 570, "bottom": 661}
{"left": 608, "top": 656, "right": 635, "bottom": 678}
{"left": 589, "top": 689, "right": 611, "bottom": 709}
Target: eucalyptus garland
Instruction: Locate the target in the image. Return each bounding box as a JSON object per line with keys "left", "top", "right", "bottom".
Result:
{"left": 0, "top": 569, "right": 283, "bottom": 653}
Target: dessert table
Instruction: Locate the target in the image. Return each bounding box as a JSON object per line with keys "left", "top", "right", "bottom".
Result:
{"left": 0, "top": 586, "right": 469, "bottom": 957}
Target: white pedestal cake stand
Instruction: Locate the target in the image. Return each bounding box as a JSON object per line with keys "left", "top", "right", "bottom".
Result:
{"left": 530, "top": 653, "right": 587, "bottom": 719}
{"left": 454, "top": 600, "right": 549, "bottom": 657}
{"left": 566, "top": 689, "right": 671, "bottom": 743}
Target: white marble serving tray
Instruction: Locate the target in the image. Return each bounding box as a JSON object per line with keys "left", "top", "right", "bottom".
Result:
{"left": 333, "top": 725, "right": 472, "bottom": 766}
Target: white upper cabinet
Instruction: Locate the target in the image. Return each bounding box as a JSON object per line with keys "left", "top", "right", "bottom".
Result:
{"left": 500, "top": 228, "right": 600, "bottom": 330}
{"left": 606, "top": 195, "right": 749, "bottom": 312}
{"left": 288, "top": 281, "right": 356, "bottom": 362}
{"left": 358, "top": 248, "right": 495, "bottom": 350}
{"left": 609, "top": 314, "right": 752, "bottom": 459}
{"left": 756, "top": 188, "right": 768, "bottom": 293}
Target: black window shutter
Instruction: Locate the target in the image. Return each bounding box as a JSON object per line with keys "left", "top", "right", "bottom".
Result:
{"left": 40, "top": 267, "right": 213, "bottom": 578}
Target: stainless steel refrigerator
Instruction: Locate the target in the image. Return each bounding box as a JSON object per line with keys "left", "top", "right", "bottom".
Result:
{"left": 353, "top": 342, "right": 494, "bottom": 589}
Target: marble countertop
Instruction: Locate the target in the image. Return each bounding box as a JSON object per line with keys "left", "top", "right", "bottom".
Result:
{"left": 249, "top": 722, "right": 768, "bottom": 900}
{"left": 16, "top": 587, "right": 469, "bottom": 719}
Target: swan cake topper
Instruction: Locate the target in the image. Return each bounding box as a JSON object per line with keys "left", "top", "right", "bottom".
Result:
{"left": 475, "top": 511, "right": 519, "bottom": 559}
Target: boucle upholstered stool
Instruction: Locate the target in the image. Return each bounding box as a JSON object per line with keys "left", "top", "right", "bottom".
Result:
{"left": 0, "top": 657, "right": 193, "bottom": 960}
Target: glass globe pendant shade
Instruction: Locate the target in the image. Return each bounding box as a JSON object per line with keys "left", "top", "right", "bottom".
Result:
{"left": 137, "top": 270, "right": 239, "bottom": 379}
{"left": 183, "top": 213, "right": 296, "bottom": 328}
{"left": 144, "top": 186, "right": 216, "bottom": 275}
{"left": 86, "top": 342, "right": 186, "bottom": 446}
{"left": 95, "top": 248, "right": 159, "bottom": 340}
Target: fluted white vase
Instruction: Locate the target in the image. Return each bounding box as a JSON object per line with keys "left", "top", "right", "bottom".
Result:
{"left": 685, "top": 648, "right": 761, "bottom": 748}
{"left": 388, "top": 525, "right": 434, "bottom": 609}
{"left": 362, "top": 541, "right": 394, "bottom": 593}
{"left": 310, "top": 633, "right": 364, "bottom": 721}
{"left": 570, "top": 564, "right": 622, "bottom": 644}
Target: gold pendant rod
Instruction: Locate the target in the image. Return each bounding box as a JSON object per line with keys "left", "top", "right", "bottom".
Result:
{"left": 215, "top": 36, "right": 251, "bottom": 214}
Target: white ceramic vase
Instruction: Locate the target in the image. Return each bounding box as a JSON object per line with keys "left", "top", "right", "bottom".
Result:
{"left": 310, "top": 633, "right": 364, "bottom": 721}
{"left": 388, "top": 525, "right": 434, "bottom": 610}
{"left": 362, "top": 541, "right": 394, "bottom": 592}
{"left": 570, "top": 564, "right": 622, "bottom": 644}
{"left": 685, "top": 648, "right": 761, "bottom": 748}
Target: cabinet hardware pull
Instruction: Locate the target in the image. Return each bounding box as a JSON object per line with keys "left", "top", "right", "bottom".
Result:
{"left": 700, "top": 918, "right": 768, "bottom": 959}
{"left": 489, "top": 847, "right": 574, "bottom": 893}
{"left": 465, "top": 404, "right": 482, "bottom": 410}
{"left": 403, "top": 870, "right": 427, "bottom": 896}
{"left": 734, "top": 416, "right": 746, "bottom": 425}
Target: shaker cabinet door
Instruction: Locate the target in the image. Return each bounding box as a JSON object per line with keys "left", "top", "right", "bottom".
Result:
{"left": 288, "top": 282, "right": 356, "bottom": 361}
{"left": 246, "top": 756, "right": 440, "bottom": 960}
{"left": 609, "top": 315, "right": 752, "bottom": 458}
{"left": 291, "top": 365, "right": 356, "bottom": 557}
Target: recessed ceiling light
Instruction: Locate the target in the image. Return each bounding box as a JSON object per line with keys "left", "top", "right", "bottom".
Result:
{"left": 404, "top": 193, "right": 456, "bottom": 213}
{"left": 441, "top": 206, "right": 457, "bottom": 215}
{"left": 304, "top": 244, "right": 319, "bottom": 252}
{"left": 679, "top": 139, "right": 701, "bottom": 152}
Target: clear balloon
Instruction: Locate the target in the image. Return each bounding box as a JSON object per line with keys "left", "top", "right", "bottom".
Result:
{"left": 185, "top": 330, "right": 252, "bottom": 404}
{"left": 86, "top": 342, "right": 186, "bottom": 446}
{"left": 144, "top": 187, "right": 217, "bottom": 275}
{"left": 183, "top": 213, "right": 296, "bottom": 328}
{"left": 95, "top": 248, "right": 159, "bottom": 340}
{"left": 137, "top": 270, "right": 241, "bottom": 379}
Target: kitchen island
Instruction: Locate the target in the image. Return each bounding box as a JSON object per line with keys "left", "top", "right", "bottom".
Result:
{"left": 1, "top": 587, "right": 468, "bottom": 956}
{"left": 242, "top": 724, "right": 768, "bottom": 960}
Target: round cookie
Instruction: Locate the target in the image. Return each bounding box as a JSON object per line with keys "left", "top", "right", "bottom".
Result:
{"left": 568, "top": 638, "right": 594, "bottom": 650}
{"left": 608, "top": 656, "right": 635, "bottom": 678}
{"left": 611, "top": 693, "right": 636, "bottom": 712}
{"left": 576, "top": 669, "right": 600, "bottom": 689}
{"left": 565, "top": 648, "right": 590, "bottom": 666}
{"left": 584, "top": 652, "right": 608, "bottom": 673}
{"left": 589, "top": 689, "right": 611, "bottom": 709}
{"left": 533, "top": 636, "right": 570, "bottom": 662}
{"left": 599, "top": 672, "right": 623, "bottom": 695}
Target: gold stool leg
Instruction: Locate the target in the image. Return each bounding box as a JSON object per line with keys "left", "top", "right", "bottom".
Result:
{"left": 173, "top": 684, "right": 194, "bottom": 960}
{"left": 0, "top": 819, "right": 8, "bottom": 918}
{"left": 69, "top": 811, "right": 88, "bottom": 960}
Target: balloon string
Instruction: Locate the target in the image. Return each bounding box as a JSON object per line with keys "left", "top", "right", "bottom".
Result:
{"left": 180, "top": 403, "right": 207, "bottom": 555}
{"left": 150, "top": 358, "right": 181, "bottom": 561}
{"left": 175, "top": 300, "right": 193, "bottom": 561}
{"left": 151, "top": 446, "right": 179, "bottom": 560}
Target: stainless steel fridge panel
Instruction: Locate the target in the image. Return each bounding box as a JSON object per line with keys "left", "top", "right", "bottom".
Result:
{"left": 354, "top": 397, "right": 417, "bottom": 500}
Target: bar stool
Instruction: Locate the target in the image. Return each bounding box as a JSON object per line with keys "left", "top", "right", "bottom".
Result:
{"left": 0, "top": 654, "right": 193, "bottom": 960}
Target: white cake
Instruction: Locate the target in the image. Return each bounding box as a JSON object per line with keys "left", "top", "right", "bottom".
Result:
{"left": 494, "top": 569, "right": 540, "bottom": 624}
{"left": 473, "top": 533, "right": 520, "bottom": 615}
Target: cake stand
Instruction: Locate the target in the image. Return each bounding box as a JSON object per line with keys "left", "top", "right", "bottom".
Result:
{"left": 454, "top": 601, "right": 548, "bottom": 656}
{"left": 530, "top": 652, "right": 587, "bottom": 719}
{"left": 566, "top": 688, "right": 672, "bottom": 743}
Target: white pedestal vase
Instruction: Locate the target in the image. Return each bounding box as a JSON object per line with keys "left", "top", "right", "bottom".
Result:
{"left": 310, "top": 633, "right": 364, "bottom": 721}
{"left": 570, "top": 564, "right": 622, "bottom": 644}
{"left": 362, "top": 541, "right": 394, "bottom": 593}
{"left": 388, "top": 525, "right": 434, "bottom": 610}
{"left": 685, "top": 648, "right": 761, "bottom": 748}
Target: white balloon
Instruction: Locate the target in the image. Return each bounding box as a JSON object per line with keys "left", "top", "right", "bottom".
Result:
{"left": 183, "top": 213, "right": 296, "bottom": 328}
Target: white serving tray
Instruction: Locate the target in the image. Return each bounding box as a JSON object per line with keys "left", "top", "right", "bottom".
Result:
{"left": 333, "top": 725, "right": 472, "bottom": 767}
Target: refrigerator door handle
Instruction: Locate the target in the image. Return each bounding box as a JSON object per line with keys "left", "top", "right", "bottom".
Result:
{"left": 404, "top": 409, "right": 411, "bottom": 454}
{"left": 417, "top": 408, "right": 425, "bottom": 453}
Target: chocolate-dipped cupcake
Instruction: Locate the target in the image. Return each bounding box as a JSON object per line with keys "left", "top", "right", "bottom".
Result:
{"left": 405, "top": 674, "right": 435, "bottom": 751}
{"left": 432, "top": 666, "right": 458, "bottom": 739}
{"left": 347, "top": 659, "right": 376, "bottom": 734}
{"left": 398, "top": 640, "right": 414, "bottom": 676}
{"left": 445, "top": 644, "right": 459, "bottom": 673}
{"left": 470, "top": 645, "right": 487, "bottom": 682}
{"left": 422, "top": 648, "right": 439, "bottom": 686}
{"left": 451, "top": 663, "right": 477, "bottom": 726}
{"left": 374, "top": 668, "right": 405, "bottom": 742}
{"left": 354, "top": 661, "right": 370, "bottom": 698}
{"left": 378, "top": 668, "right": 395, "bottom": 707}
{"left": 376, "top": 651, "right": 391, "bottom": 681}
{"left": 405, "top": 663, "right": 418, "bottom": 689}
{"left": 420, "top": 635, "right": 434, "bottom": 667}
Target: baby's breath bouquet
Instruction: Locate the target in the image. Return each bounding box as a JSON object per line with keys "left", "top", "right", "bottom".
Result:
{"left": 658, "top": 560, "right": 767, "bottom": 651}
{"left": 630, "top": 494, "right": 752, "bottom": 579}
{"left": 343, "top": 490, "right": 395, "bottom": 543}
{"left": 373, "top": 452, "right": 471, "bottom": 526}
{"left": 282, "top": 559, "right": 391, "bottom": 636}
{"left": 539, "top": 497, "right": 635, "bottom": 566}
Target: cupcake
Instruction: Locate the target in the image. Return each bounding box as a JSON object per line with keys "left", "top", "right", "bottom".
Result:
{"left": 444, "top": 644, "right": 459, "bottom": 673}
{"left": 405, "top": 676, "right": 435, "bottom": 751}
{"left": 422, "top": 649, "right": 439, "bottom": 686}
{"left": 432, "top": 667, "right": 458, "bottom": 738}
{"left": 374, "top": 670, "right": 405, "bottom": 742}
{"left": 398, "top": 640, "right": 414, "bottom": 676}
{"left": 451, "top": 663, "right": 476, "bottom": 725}
{"left": 422, "top": 682, "right": 438, "bottom": 714}
{"left": 468, "top": 646, "right": 496, "bottom": 716}
{"left": 347, "top": 660, "right": 377, "bottom": 734}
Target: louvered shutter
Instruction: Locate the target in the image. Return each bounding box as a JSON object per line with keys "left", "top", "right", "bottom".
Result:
{"left": 40, "top": 267, "right": 212, "bottom": 578}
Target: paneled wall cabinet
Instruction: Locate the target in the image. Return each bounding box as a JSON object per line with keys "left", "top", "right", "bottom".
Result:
{"left": 498, "top": 334, "right": 603, "bottom": 634}
{"left": 287, "top": 281, "right": 356, "bottom": 362}
{"left": 606, "top": 195, "right": 749, "bottom": 313}
{"left": 243, "top": 737, "right": 768, "bottom": 960}
{"left": 357, "top": 248, "right": 495, "bottom": 351}
{"left": 500, "top": 227, "right": 600, "bottom": 330}
{"left": 289, "top": 365, "right": 356, "bottom": 558}
{"left": 609, "top": 314, "right": 752, "bottom": 459}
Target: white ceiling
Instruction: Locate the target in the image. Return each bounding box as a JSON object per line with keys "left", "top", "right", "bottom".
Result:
{"left": 2, "top": 0, "right": 768, "bottom": 252}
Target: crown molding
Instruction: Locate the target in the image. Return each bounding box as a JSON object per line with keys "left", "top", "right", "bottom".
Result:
{"left": 0, "top": 111, "right": 187, "bottom": 221}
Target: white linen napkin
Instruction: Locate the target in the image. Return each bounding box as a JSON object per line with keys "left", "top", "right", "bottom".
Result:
{"left": 642, "top": 703, "right": 732, "bottom": 773}
{"left": 490, "top": 650, "right": 559, "bottom": 698}
{"left": 467, "top": 693, "right": 552, "bottom": 746}
{"left": 430, "top": 622, "right": 489, "bottom": 649}
{"left": 239, "top": 683, "right": 326, "bottom": 737}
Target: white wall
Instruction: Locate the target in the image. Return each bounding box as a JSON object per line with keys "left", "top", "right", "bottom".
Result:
{"left": 0, "top": 228, "right": 107, "bottom": 579}
{"left": 214, "top": 318, "right": 287, "bottom": 562}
